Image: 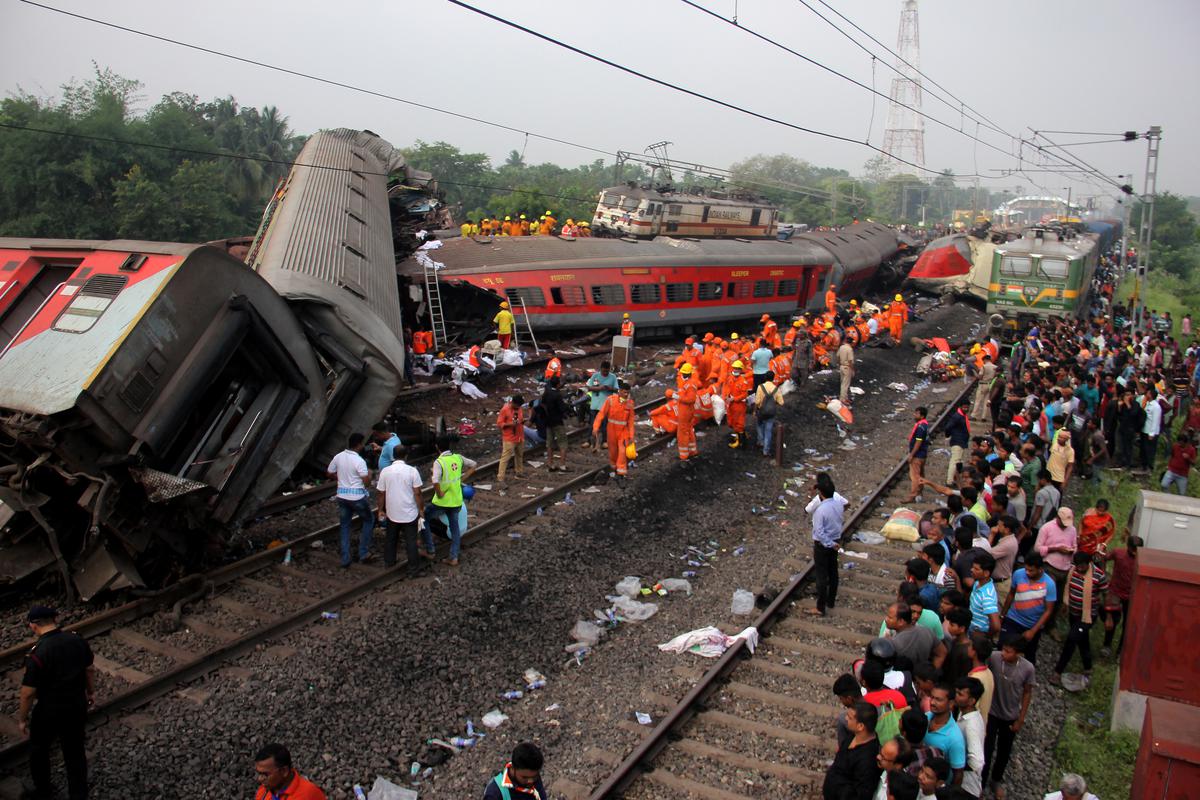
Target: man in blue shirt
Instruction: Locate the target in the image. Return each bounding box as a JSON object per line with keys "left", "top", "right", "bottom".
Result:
{"left": 968, "top": 552, "right": 1001, "bottom": 636}
{"left": 750, "top": 338, "right": 773, "bottom": 391}
{"left": 371, "top": 422, "right": 403, "bottom": 473}
{"left": 806, "top": 472, "right": 844, "bottom": 617}
{"left": 584, "top": 361, "right": 619, "bottom": 445}
{"left": 924, "top": 684, "right": 967, "bottom": 780}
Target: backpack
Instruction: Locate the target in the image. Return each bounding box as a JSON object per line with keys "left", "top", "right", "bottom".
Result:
{"left": 758, "top": 385, "right": 779, "bottom": 419}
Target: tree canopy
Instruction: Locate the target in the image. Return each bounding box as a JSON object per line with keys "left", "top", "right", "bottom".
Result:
{"left": 1130, "top": 192, "right": 1199, "bottom": 278}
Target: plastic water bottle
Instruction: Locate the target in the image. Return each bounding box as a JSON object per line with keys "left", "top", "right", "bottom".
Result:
{"left": 353, "top": 785, "right": 367, "bottom": 800}
{"left": 502, "top": 690, "right": 524, "bottom": 700}
{"left": 282, "top": 548, "right": 293, "bottom": 565}
{"left": 682, "top": 571, "right": 697, "bottom": 578}
{"left": 450, "top": 736, "right": 476, "bottom": 747}
{"left": 526, "top": 680, "right": 546, "bottom": 690}
{"left": 320, "top": 612, "right": 339, "bottom": 620}
{"left": 410, "top": 761, "right": 421, "bottom": 776}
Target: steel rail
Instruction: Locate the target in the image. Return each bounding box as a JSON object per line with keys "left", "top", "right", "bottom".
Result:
{"left": 587, "top": 377, "right": 977, "bottom": 798}
{"left": 0, "top": 407, "right": 678, "bottom": 772}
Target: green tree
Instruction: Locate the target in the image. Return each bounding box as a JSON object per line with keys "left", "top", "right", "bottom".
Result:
{"left": 1131, "top": 192, "right": 1199, "bottom": 278}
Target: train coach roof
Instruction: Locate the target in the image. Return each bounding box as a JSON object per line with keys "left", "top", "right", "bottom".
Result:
{"left": 249, "top": 128, "right": 405, "bottom": 336}
{"left": 0, "top": 238, "right": 202, "bottom": 255}
{"left": 399, "top": 234, "right": 829, "bottom": 275}
{"left": 597, "top": 185, "right": 772, "bottom": 208}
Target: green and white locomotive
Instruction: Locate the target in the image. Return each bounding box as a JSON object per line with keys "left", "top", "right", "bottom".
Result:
{"left": 986, "top": 223, "right": 1100, "bottom": 340}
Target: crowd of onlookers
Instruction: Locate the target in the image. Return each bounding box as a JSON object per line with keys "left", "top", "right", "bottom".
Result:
{"left": 819, "top": 260, "right": 1195, "bottom": 799}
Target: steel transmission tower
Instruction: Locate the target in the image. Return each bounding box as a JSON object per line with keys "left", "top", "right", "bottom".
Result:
{"left": 881, "top": 0, "right": 925, "bottom": 173}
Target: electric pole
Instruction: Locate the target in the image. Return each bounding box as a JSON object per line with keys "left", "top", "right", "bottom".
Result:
{"left": 1134, "top": 126, "right": 1162, "bottom": 332}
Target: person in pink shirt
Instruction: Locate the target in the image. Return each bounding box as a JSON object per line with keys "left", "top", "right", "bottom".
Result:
{"left": 1037, "top": 507, "right": 1077, "bottom": 632}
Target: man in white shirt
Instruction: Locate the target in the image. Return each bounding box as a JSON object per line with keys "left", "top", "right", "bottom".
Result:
{"left": 954, "top": 677, "right": 986, "bottom": 797}
{"left": 327, "top": 433, "right": 375, "bottom": 568}
{"left": 1138, "top": 387, "right": 1163, "bottom": 473}
{"left": 376, "top": 443, "right": 426, "bottom": 572}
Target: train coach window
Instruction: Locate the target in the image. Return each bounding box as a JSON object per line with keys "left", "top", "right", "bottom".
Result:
{"left": 550, "top": 285, "right": 586, "bottom": 306}
{"left": 777, "top": 279, "right": 799, "bottom": 297}
{"left": 1000, "top": 256, "right": 1032, "bottom": 276}
{"left": 698, "top": 281, "right": 723, "bottom": 301}
{"left": 753, "top": 280, "right": 774, "bottom": 298}
{"left": 666, "top": 222, "right": 679, "bottom": 233}
{"left": 668, "top": 204, "right": 683, "bottom": 216}
{"left": 52, "top": 274, "right": 128, "bottom": 334}
{"left": 591, "top": 284, "right": 625, "bottom": 305}
{"left": 666, "top": 282, "right": 693, "bottom": 302}
{"left": 630, "top": 283, "right": 661, "bottom": 304}
{"left": 1039, "top": 258, "right": 1069, "bottom": 279}
{"left": 601, "top": 193, "right": 620, "bottom": 206}
{"left": 504, "top": 287, "right": 546, "bottom": 307}
{"left": 728, "top": 281, "right": 751, "bottom": 299}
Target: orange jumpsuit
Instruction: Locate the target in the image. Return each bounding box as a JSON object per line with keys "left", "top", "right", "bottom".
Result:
{"left": 769, "top": 355, "right": 787, "bottom": 384}
{"left": 825, "top": 289, "right": 838, "bottom": 315}
{"left": 545, "top": 357, "right": 562, "bottom": 381}
{"left": 784, "top": 327, "right": 800, "bottom": 348}
{"left": 888, "top": 301, "right": 909, "bottom": 343}
{"left": 696, "top": 382, "right": 718, "bottom": 421}
{"left": 762, "top": 320, "right": 780, "bottom": 349}
{"left": 650, "top": 397, "right": 679, "bottom": 435}
{"left": 724, "top": 372, "right": 751, "bottom": 435}
{"left": 593, "top": 394, "right": 635, "bottom": 475}
{"left": 698, "top": 344, "right": 717, "bottom": 383}
{"left": 519, "top": 220, "right": 531, "bottom": 236}
{"left": 855, "top": 319, "right": 871, "bottom": 345}
{"left": 675, "top": 379, "right": 699, "bottom": 460}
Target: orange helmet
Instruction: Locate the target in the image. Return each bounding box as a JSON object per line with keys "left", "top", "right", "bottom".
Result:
{"left": 703, "top": 332, "right": 714, "bottom": 342}
{"left": 760, "top": 314, "right": 771, "bottom": 322}
{"left": 685, "top": 336, "right": 695, "bottom": 345}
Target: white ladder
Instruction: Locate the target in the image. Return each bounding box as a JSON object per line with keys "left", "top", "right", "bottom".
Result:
{"left": 519, "top": 295, "right": 540, "bottom": 354}
{"left": 421, "top": 253, "right": 447, "bottom": 348}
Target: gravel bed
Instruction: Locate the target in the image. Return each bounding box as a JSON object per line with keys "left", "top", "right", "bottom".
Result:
{"left": 0, "top": 300, "right": 995, "bottom": 799}
{"left": 88, "top": 634, "right": 174, "bottom": 678}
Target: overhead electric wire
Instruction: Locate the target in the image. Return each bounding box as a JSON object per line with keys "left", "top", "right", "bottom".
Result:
{"left": 445, "top": 0, "right": 986, "bottom": 181}
{"left": 14, "top": 0, "right": 614, "bottom": 158}
{"left": 1023, "top": 131, "right": 1126, "bottom": 192}
{"left": 676, "top": 0, "right": 1027, "bottom": 170}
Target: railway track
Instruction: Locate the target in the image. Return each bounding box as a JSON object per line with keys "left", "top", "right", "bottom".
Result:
{"left": 0, "top": 394, "right": 670, "bottom": 775}
{"left": 586, "top": 379, "right": 977, "bottom": 800}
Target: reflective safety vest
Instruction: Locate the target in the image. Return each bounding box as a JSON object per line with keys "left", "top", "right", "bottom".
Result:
{"left": 621, "top": 319, "right": 635, "bottom": 337}
{"left": 545, "top": 357, "right": 562, "bottom": 380}
{"left": 433, "top": 453, "right": 464, "bottom": 508}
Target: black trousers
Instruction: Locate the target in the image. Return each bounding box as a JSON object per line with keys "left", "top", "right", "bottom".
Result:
{"left": 1055, "top": 613, "right": 1094, "bottom": 674}
{"left": 813, "top": 542, "right": 839, "bottom": 612}
{"left": 30, "top": 705, "right": 88, "bottom": 799}
{"left": 981, "top": 712, "right": 1018, "bottom": 786}
{"left": 383, "top": 518, "right": 420, "bottom": 568}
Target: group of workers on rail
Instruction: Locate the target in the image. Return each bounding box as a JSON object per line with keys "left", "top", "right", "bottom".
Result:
{"left": 459, "top": 210, "right": 592, "bottom": 238}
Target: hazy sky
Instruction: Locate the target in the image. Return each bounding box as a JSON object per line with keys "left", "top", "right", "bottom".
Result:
{"left": 3, "top": 0, "right": 1198, "bottom": 202}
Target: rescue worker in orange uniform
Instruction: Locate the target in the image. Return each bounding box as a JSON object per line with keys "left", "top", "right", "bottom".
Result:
{"left": 501, "top": 216, "right": 513, "bottom": 236}
{"left": 592, "top": 382, "right": 635, "bottom": 476}
{"left": 542, "top": 211, "right": 557, "bottom": 234}
{"left": 784, "top": 319, "right": 803, "bottom": 348}
{"left": 649, "top": 388, "right": 679, "bottom": 435}
{"left": 724, "top": 360, "right": 752, "bottom": 448}
{"left": 760, "top": 314, "right": 780, "bottom": 349}
{"left": 675, "top": 363, "right": 699, "bottom": 461}
{"left": 518, "top": 214, "right": 530, "bottom": 236}
{"left": 825, "top": 283, "right": 838, "bottom": 315}
{"left": 544, "top": 349, "right": 563, "bottom": 382}
{"left": 887, "top": 294, "right": 909, "bottom": 344}
{"left": 696, "top": 376, "right": 719, "bottom": 421}
{"left": 620, "top": 312, "right": 635, "bottom": 338}
{"left": 579, "top": 221, "right": 592, "bottom": 237}
{"left": 698, "top": 333, "right": 717, "bottom": 382}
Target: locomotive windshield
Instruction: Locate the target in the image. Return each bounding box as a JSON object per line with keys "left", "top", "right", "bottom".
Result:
{"left": 1038, "top": 258, "right": 1069, "bottom": 279}
{"left": 1000, "top": 256, "right": 1032, "bottom": 276}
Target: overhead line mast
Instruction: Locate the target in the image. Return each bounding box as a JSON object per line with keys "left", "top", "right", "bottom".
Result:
{"left": 880, "top": 0, "right": 925, "bottom": 174}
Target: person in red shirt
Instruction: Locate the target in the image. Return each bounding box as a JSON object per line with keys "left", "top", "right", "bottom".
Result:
{"left": 255, "top": 743, "right": 326, "bottom": 800}
{"left": 1161, "top": 432, "right": 1197, "bottom": 495}
{"left": 496, "top": 394, "right": 526, "bottom": 487}
{"left": 1102, "top": 535, "right": 1142, "bottom": 656}
{"left": 861, "top": 660, "right": 909, "bottom": 712}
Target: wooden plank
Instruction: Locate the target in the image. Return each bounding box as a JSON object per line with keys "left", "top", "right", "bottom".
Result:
{"left": 844, "top": 570, "right": 902, "bottom": 588}
{"left": 237, "top": 576, "right": 293, "bottom": 597}
{"left": 779, "top": 620, "right": 873, "bottom": 648}
{"left": 211, "top": 595, "right": 278, "bottom": 623}
{"left": 110, "top": 628, "right": 198, "bottom": 663}
{"left": 696, "top": 709, "right": 835, "bottom": 750}
{"left": 724, "top": 681, "right": 839, "bottom": 718}
{"left": 644, "top": 768, "right": 756, "bottom": 800}
{"left": 180, "top": 616, "right": 240, "bottom": 642}
{"left": 584, "top": 747, "right": 623, "bottom": 767}
{"left": 762, "top": 636, "right": 858, "bottom": 663}
{"left": 836, "top": 585, "right": 897, "bottom": 603}
{"left": 675, "top": 738, "right": 821, "bottom": 787}
{"left": 275, "top": 563, "right": 345, "bottom": 592}
{"left": 745, "top": 659, "right": 831, "bottom": 687}
{"left": 91, "top": 654, "right": 150, "bottom": 685}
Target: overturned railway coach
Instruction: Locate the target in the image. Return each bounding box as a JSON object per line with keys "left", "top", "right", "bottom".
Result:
{"left": 401, "top": 222, "right": 905, "bottom": 334}
{"left": 0, "top": 128, "right": 427, "bottom": 599}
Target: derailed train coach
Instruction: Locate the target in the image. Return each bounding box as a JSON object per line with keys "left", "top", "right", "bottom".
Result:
{"left": 0, "top": 128, "right": 430, "bottom": 599}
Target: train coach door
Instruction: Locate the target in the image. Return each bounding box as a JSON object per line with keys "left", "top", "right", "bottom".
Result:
{"left": 646, "top": 202, "right": 663, "bottom": 236}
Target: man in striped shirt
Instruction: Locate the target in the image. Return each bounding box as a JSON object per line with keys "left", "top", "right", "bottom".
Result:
{"left": 1051, "top": 551, "right": 1109, "bottom": 687}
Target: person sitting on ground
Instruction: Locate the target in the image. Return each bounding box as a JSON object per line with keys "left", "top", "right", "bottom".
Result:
{"left": 822, "top": 700, "right": 882, "bottom": 800}
{"left": 484, "top": 741, "right": 548, "bottom": 800}
{"left": 1043, "top": 772, "right": 1099, "bottom": 800}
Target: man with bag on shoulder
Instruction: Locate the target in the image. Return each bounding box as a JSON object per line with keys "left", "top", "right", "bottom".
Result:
{"left": 754, "top": 376, "right": 785, "bottom": 458}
